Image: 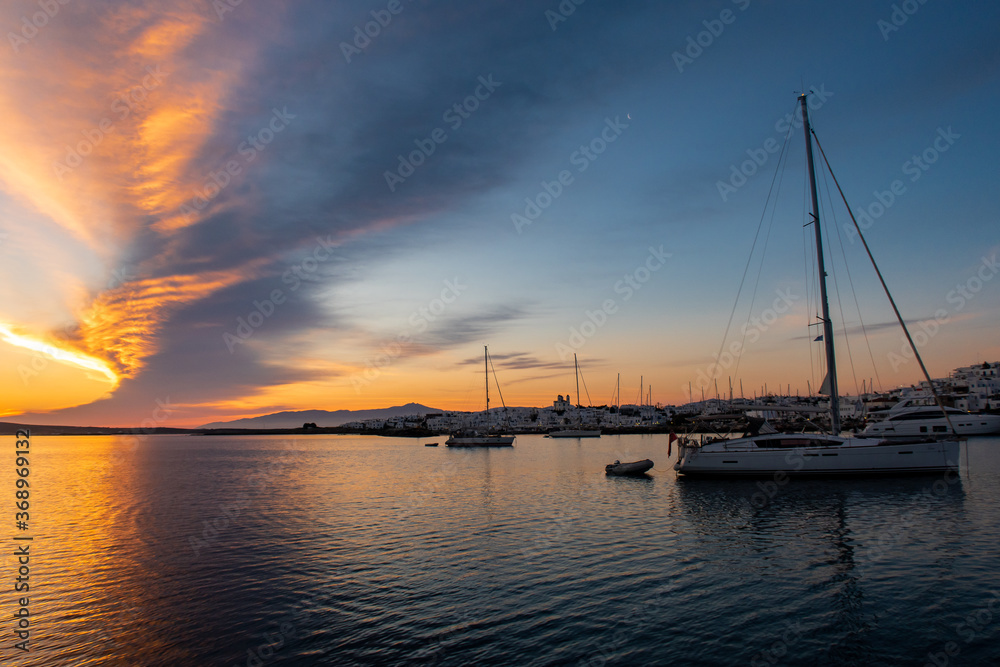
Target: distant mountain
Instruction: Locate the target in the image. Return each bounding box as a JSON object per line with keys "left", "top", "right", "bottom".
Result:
{"left": 197, "top": 403, "right": 442, "bottom": 429}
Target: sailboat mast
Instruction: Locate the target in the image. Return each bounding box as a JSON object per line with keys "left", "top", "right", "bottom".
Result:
{"left": 800, "top": 93, "right": 840, "bottom": 434}
{"left": 484, "top": 345, "right": 489, "bottom": 415}
{"left": 574, "top": 353, "right": 580, "bottom": 408}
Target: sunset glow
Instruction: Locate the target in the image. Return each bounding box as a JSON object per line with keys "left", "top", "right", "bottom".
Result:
{"left": 2, "top": 1, "right": 997, "bottom": 427}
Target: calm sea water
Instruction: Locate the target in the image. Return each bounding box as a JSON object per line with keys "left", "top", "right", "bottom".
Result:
{"left": 3, "top": 433, "right": 999, "bottom": 666}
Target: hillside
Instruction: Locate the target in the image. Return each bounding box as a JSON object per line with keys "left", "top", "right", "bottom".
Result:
{"left": 197, "top": 403, "right": 441, "bottom": 429}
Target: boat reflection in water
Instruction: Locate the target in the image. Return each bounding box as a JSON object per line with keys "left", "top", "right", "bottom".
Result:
{"left": 672, "top": 471, "right": 966, "bottom": 663}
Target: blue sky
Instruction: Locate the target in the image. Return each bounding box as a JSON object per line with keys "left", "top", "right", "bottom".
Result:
{"left": 0, "top": 0, "right": 997, "bottom": 425}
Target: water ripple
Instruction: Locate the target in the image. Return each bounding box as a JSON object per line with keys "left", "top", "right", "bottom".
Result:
{"left": 5, "top": 434, "right": 1000, "bottom": 665}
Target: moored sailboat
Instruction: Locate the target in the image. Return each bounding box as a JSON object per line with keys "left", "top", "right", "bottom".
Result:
{"left": 549, "top": 354, "right": 602, "bottom": 438}
{"left": 446, "top": 345, "right": 515, "bottom": 447}
{"left": 675, "top": 94, "right": 959, "bottom": 477}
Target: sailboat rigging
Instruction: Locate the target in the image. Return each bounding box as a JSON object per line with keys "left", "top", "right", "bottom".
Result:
{"left": 674, "top": 93, "right": 960, "bottom": 477}
{"left": 548, "top": 353, "right": 602, "bottom": 438}
{"left": 446, "top": 345, "right": 515, "bottom": 447}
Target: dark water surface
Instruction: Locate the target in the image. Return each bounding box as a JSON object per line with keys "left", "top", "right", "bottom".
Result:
{"left": 4, "top": 433, "right": 999, "bottom": 666}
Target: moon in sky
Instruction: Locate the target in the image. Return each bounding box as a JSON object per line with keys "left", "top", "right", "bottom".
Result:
{"left": 627, "top": 113, "right": 631, "bottom": 119}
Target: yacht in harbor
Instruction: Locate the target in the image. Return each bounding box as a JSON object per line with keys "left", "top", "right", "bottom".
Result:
{"left": 445, "top": 430, "right": 515, "bottom": 446}
{"left": 674, "top": 93, "right": 959, "bottom": 477}
{"left": 446, "top": 345, "right": 515, "bottom": 447}
{"left": 548, "top": 354, "right": 601, "bottom": 438}
{"left": 862, "top": 398, "right": 1000, "bottom": 437}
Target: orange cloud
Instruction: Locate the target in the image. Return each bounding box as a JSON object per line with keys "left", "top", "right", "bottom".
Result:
{"left": 0, "top": 2, "right": 274, "bottom": 414}
{"left": 78, "top": 264, "right": 264, "bottom": 378}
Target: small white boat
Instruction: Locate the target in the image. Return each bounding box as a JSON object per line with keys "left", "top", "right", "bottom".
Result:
{"left": 605, "top": 459, "right": 654, "bottom": 476}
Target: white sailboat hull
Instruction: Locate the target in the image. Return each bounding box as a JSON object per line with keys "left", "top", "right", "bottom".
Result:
{"left": 675, "top": 435, "right": 959, "bottom": 477}
{"left": 449, "top": 345, "right": 515, "bottom": 447}
{"left": 445, "top": 435, "right": 515, "bottom": 447}
{"left": 548, "top": 429, "right": 601, "bottom": 438}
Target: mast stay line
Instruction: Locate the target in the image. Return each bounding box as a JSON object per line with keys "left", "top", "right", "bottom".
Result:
{"left": 809, "top": 128, "right": 956, "bottom": 435}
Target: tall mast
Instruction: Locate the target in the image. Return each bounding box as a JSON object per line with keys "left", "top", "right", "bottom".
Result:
{"left": 574, "top": 353, "right": 580, "bottom": 408}
{"left": 800, "top": 93, "right": 840, "bottom": 433}
{"left": 484, "top": 345, "right": 489, "bottom": 415}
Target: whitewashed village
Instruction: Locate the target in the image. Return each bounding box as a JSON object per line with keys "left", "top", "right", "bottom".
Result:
{"left": 340, "top": 361, "right": 1000, "bottom": 435}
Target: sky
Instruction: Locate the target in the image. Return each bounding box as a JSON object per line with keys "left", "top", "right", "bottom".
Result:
{"left": 0, "top": 0, "right": 998, "bottom": 427}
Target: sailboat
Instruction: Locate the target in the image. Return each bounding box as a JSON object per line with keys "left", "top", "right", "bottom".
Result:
{"left": 446, "top": 345, "right": 515, "bottom": 447}
{"left": 675, "top": 94, "right": 959, "bottom": 477}
{"left": 548, "top": 354, "right": 602, "bottom": 438}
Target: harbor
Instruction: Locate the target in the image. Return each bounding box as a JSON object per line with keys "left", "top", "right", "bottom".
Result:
{"left": 1, "top": 1, "right": 997, "bottom": 664}
{"left": 330, "top": 359, "right": 1000, "bottom": 438}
